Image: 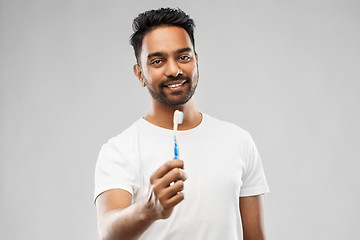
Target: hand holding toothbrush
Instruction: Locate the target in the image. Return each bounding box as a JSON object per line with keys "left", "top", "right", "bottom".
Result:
{"left": 145, "top": 159, "right": 187, "bottom": 220}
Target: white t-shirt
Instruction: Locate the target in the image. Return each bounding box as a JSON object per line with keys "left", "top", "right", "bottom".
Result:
{"left": 94, "top": 113, "right": 269, "bottom": 240}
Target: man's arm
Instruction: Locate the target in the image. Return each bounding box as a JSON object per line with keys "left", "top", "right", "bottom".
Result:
{"left": 239, "top": 195, "right": 266, "bottom": 240}
{"left": 95, "top": 159, "right": 186, "bottom": 240}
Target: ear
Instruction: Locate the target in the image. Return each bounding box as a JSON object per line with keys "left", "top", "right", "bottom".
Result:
{"left": 195, "top": 53, "right": 199, "bottom": 69}
{"left": 133, "top": 64, "right": 146, "bottom": 87}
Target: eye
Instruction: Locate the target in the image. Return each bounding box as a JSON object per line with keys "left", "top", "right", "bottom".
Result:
{"left": 150, "top": 59, "right": 162, "bottom": 65}
{"left": 179, "top": 55, "right": 191, "bottom": 62}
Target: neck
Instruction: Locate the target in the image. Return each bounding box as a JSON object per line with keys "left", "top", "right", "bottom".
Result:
{"left": 144, "top": 98, "right": 202, "bottom": 130}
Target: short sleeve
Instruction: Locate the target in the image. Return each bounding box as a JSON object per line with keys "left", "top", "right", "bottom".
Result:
{"left": 240, "top": 135, "right": 270, "bottom": 197}
{"left": 94, "top": 136, "right": 140, "bottom": 202}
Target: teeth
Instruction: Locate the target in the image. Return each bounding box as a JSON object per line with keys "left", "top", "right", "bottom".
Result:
{"left": 168, "top": 83, "right": 182, "bottom": 88}
{"left": 167, "top": 81, "right": 186, "bottom": 88}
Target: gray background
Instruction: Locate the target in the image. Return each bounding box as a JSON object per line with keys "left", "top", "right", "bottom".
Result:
{"left": 1, "top": 0, "right": 359, "bottom": 239}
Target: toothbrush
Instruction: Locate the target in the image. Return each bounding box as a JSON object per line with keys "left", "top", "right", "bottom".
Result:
{"left": 173, "top": 110, "right": 183, "bottom": 159}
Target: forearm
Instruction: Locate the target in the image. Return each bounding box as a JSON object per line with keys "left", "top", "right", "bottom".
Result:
{"left": 97, "top": 160, "right": 186, "bottom": 240}
{"left": 98, "top": 199, "right": 156, "bottom": 240}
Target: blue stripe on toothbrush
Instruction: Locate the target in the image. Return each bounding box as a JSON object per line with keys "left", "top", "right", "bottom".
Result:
{"left": 174, "top": 135, "right": 179, "bottom": 159}
{"left": 174, "top": 135, "right": 179, "bottom": 183}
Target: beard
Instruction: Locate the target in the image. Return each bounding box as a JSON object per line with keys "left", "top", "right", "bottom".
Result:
{"left": 144, "top": 73, "right": 199, "bottom": 107}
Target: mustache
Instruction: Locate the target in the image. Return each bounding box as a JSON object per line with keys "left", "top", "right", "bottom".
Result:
{"left": 160, "top": 76, "right": 190, "bottom": 87}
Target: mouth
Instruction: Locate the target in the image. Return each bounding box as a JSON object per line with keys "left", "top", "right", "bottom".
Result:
{"left": 164, "top": 80, "right": 187, "bottom": 89}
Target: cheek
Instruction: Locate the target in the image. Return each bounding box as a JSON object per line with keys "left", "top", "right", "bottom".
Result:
{"left": 189, "top": 63, "right": 198, "bottom": 78}
{"left": 181, "top": 62, "right": 195, "bottom": 74}
{"left": 145, "top": 68, "right": 163, "bottom": 83}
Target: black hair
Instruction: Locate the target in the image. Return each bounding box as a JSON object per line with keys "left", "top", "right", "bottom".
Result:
{"left": 130, "top": 7, "right": 196, "bottom": 64}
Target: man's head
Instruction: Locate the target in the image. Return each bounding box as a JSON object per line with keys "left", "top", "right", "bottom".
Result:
{"left": 130, "top": 8, "right": 196, "bottom": 65}
{"left": 131, "top": 8, "right": 199, "bottom": 107}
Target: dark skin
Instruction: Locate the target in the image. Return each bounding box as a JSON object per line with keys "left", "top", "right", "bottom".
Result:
{"left": 240, "top": 195, "right": 266, "bottom": 240}
{"left": 95, "top": 25, "right": 266, "bottom": 240}
{"left": 96, "top": 160, "right": 187, "bottom": 240}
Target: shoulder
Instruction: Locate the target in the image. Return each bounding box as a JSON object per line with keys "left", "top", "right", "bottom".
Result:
{"left": 102, "top": 119, "right": 142, "bottom": 152}
{"left": 205, "top": 114, "right": 251, "bottom": 142}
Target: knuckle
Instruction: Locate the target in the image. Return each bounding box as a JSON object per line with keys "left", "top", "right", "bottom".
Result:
{"left": 165, "top": 161, "right": 173, "bottom": 168}
{"left": 157, "top": 191, "right": 165, "bottom": 201}
{"left": 161, "top": 199, "right": 170, "bottom": 208}
{"left": 173, "top": 168, "right": 181, "bottom": 178}
{"left": 152, "top": 184, "right": 160, "bottom": 194}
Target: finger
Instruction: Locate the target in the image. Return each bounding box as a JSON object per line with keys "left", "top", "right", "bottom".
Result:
{"left": 156, "top": 167, "right": 184, "bottom": 189}
{"left": 171, "top": 168, "right": 187, "bottom": 184}
{"left": 151, "top": 160, "right": 184, "bottom": 182}
{"left": 158, "top": 180, "right": 184, "bottom": 201}
{"left": 162, "top": 192, "right": 185, "bottom": 209}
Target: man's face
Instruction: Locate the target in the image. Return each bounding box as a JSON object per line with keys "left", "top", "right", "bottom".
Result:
{"left": 135, "top": 26, "right": 199, "bottom": 107}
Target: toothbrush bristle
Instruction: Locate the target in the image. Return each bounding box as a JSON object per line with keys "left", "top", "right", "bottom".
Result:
{"left": 174, "top": 110, "right": 184, "bottom": 125}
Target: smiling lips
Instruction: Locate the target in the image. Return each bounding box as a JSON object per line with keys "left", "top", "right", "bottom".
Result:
{"left": 166, "top": 80, "right": 187, "bottom": 89}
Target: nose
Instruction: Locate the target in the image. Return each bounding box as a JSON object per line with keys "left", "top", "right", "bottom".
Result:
{"left": 165, "top": 59, "right": 183, "bottom": 77}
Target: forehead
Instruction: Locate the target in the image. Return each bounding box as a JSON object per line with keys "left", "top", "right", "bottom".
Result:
{"left": 141, "top": 26, "right": 194, "bottom": 58}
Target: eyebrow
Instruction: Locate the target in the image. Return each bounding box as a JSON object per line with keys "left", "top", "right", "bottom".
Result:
{"left": 147, "top": 52, "right": 164, "bottom": 60}
{"left": 147, "top": 48, "right": 192, "bottom": 60}
{"left": 176, "top": 47, "right": 192, "bottom": 54}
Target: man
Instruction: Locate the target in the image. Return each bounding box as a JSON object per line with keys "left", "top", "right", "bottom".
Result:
{"left": 94, "top": 8, "right": 269, "bottom": 240}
